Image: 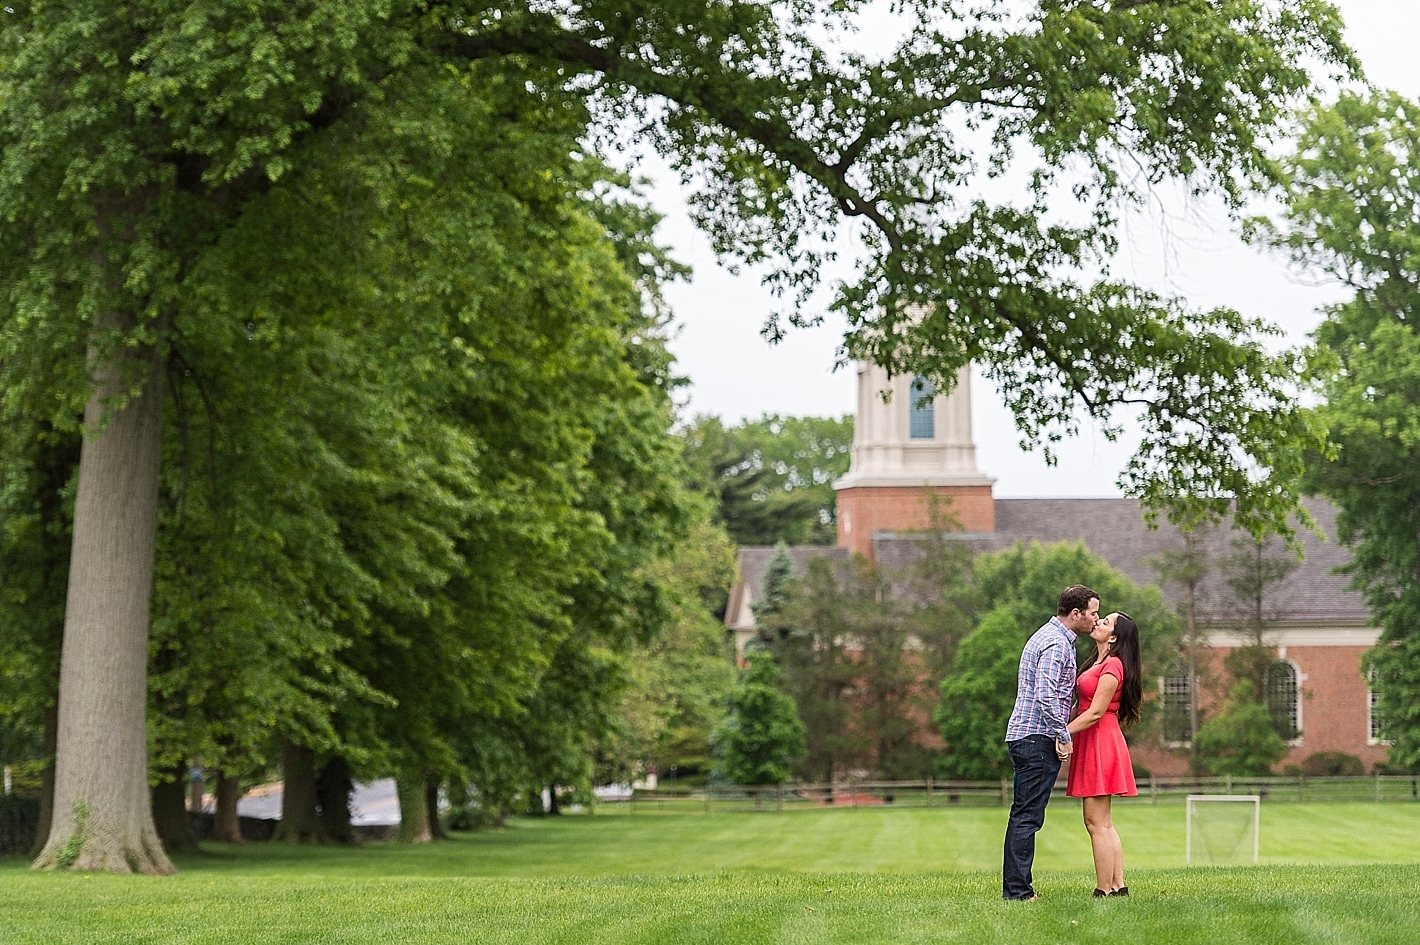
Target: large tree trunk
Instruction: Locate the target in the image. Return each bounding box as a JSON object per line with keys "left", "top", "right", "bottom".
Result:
{"left": 315, "top": 757, "right": 355, "bottom": 845}
{"left": 396, "top": 769, "right": 432, "bottom": 843}
{"left": 425, "top": 776, "right": 448, "bottom": 840}
{"left": 272, "top": 740, "right": 325, "bottom": 843}
{"left": 152, "top": 765, "right": 198, "bottom": 854}
{"left": 212, "top": 773, "right": 245, "bottom": 844}
{"left": 32, "top": 301, "right": 172, "bottom": 874}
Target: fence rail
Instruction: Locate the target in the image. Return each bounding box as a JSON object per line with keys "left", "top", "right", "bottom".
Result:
{"left": 604, "top": 774, "right": 1420, "bottom": 813}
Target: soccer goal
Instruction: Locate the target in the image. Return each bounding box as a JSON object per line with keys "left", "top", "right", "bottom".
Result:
{"left": 1186, "top": 794, "right": 1260, "bottom": 865}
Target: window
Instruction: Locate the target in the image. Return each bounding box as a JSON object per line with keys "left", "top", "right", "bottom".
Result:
{"left": 1368, "top": 669, "right": 1391, "bottom": 746}
{"left": 1266, "top": 660, "right": 1300, "bottom": 741}
{"left": 909, "top": 376, "right": 935, "bottom": 439}
{"left": 1160, "top": 674, "right": 1193, "bottom": 744}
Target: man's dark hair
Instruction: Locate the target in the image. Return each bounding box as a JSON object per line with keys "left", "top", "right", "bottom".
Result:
{"left": 1057, "top": 584, "right": 1099, "bottom": 616}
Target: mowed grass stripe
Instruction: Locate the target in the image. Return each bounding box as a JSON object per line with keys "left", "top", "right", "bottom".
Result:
{"left": 159, "top": 801, "right": 1420, "bottom": 876}
{"left": 5, "top": 803, "right": 1416, "bottom": 880}
{"left": 3, "top": 867, "right": 1420, "bottom": 944}
{"left": 2, "top": 805, "right": 1420, "bottom": 943}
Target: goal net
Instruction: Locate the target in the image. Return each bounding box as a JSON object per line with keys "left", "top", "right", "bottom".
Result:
{"left": 1186, "top": 795, "right": 1259, "bottom": 865}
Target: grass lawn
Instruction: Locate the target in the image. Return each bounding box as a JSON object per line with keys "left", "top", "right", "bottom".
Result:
{"left": 2, "top": 802, "right": 1419, "bottom": 943}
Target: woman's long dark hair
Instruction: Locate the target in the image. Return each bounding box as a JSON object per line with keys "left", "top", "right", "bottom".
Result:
{"left": 1079, "top": 613, "right": 1143, "bottom": 728}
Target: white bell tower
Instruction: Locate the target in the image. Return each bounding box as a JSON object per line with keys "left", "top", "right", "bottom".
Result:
{"left": 834, "top": 363, "right": 995, "bottom": 557}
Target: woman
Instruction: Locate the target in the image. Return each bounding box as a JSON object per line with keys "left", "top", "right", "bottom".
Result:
{"left": 1066, "top": 612, "right": 1142, "bottom": 897}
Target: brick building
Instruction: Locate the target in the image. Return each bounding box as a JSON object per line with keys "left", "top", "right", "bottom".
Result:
{"left": 726, "top": 363, "right": 1384, "bottom": 776}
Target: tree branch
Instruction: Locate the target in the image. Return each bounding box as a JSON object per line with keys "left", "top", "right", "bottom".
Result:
{"left": 431, "top": 19, "right": 908, "bottom": 252}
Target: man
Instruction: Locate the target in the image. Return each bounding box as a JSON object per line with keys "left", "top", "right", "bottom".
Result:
{"left": 1002, "top": 584, "right": 1099, "bottom": 901}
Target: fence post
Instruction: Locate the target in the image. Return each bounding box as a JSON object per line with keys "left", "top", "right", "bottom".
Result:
{"left": 778, "top": 784, "right": 784, "bottom": 813}
{"left": 926, "top": 776, "right": 933, "bottom": 809}
{"left": 1299, "top": 773, "right": 1305, "bottom": 803}
{"left": 1000, "top": 778, "right": 1009, "bottom": 807}
{"left": 1149, "top": 776, "right": 1157, "bottom": 806}
{"left": 705, "top": 785, "right": 712, "bottom": 815}
{"left": 1376, "top": 772, "right": 1381, "bottom": 803}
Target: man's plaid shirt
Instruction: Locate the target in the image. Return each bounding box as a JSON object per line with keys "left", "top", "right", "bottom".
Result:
{"left": 1004, "top": 616, "right": 1078, "bottom": 744}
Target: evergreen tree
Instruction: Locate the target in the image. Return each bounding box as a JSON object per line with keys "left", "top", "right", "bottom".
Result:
{"left": 714, "top": 652, "right": 806, "bottom": 787}
{"left": 756, "top": 556, "right": 863, "bottom": 781}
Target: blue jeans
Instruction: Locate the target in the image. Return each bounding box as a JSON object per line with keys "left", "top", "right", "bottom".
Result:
{"left": 1002, "top": 735, "right": 1062, "bottom": 899}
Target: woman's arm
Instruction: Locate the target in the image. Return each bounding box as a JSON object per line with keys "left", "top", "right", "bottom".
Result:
{"left": 1067, "top": 671, "right": 1120, "bottom": 737}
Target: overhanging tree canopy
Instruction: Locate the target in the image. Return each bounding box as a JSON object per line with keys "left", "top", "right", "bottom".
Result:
{"left": 1, "top": 0, "right": 1352, "bottom": 872}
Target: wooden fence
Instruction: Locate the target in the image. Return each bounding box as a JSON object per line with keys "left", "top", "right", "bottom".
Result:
{"left": 602, "top": 774, "right": 1420, "bottom": 814}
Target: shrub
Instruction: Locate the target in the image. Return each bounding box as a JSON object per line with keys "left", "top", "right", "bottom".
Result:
{"left": 1194, "top": 681, "right": 1289, "bottom": 776}
{"left": 1300, "top": 751, "right": 1365, "bottom": 777}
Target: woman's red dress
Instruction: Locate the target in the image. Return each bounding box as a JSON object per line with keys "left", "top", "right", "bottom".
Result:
{"left": 1066, "top": 655, "right": 1138, "bottom": 798}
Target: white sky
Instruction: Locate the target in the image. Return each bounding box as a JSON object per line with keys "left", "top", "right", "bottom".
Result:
{"left": 652, "top": 1, "right": 1420, "bottom": 497}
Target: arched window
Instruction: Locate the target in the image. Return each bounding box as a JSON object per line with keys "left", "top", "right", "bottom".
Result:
{"left": 909, "top": 376, "right": 935, "bottom": 439}
{"left": 1160, "top": 674, "right": 1193, "bottom": 744}
{"left": 1266, "top": 660, "right": 1300, "bottom": 741}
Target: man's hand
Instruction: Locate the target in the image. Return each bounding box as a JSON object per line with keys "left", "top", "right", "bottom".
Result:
{"left": 1055, "top": 739, "right": 1072, "bottom": 761}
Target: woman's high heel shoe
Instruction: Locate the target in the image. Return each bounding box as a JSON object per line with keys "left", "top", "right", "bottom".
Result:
{"left": 1093, "top": 888, "right": 1109, "bottom": 897}
{"left": 1108, "top": 886, "right": 1129, "bottom": 897}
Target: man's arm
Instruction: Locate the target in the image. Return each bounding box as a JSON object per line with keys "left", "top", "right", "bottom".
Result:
{"left": 1034, "top": 640, "right": 1074, "bottom": 744}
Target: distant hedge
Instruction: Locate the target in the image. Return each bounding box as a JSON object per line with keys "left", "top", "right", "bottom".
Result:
{"left": 1301, "top": 751, "right": 1365, "bottom": 778}
{"left": 0, "top": 795, "right": 40, "bottom": 855}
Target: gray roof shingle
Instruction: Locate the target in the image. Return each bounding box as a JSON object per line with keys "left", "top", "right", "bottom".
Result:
{"left": 732, "top": 498, "right": 1369, "bottom": 626}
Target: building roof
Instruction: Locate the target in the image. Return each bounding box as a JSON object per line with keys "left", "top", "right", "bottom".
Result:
{"left": 727, "top": 545, "right": 852, "bottom": 631}
{"left": 732, "top": 498, "right": 1370, "bottom": 628}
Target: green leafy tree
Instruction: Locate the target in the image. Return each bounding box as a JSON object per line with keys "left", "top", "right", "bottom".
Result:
{"left": 714, "top": 652, "right": 806, "bottom": 787}
{"left": 598, "top": 515, "right": 738, "bottom": 784}
{"left": 682, "top": 414, "right": 852, "bottom": 546}
{"left": 935, "top": 610, "right": 1025, "bottom": 780}
{"left": 138, "top": 68, "right": 682, "bottom": 844}
{"left": 0, "top": 420, "right": 78, "bottom": 850}
{"left": 763, "top": 539, "right": 976, "bottom": 781}
{"left": 1217, "top": 534, "right": 1301, "bottom": 741}
{"left": 1, "top": 0, "right": 1351, "bottom": 871}
{"left": 895, "top": 498, "right": 981, "bottom": 683}
{"left": 1193, "top": 681, "right": 1289, "bottom": 777}
{"left": 756, "top": 556, "right": 864, "bottom": 780}
{"left": 935, "top": 541, "right": 1179, "bottom": 779}
{"left": 1253, "top": 90, "right": 1420, "bottom": 771}
{"left": 1151, "top": 529, "right": 1211, "bottom": 747}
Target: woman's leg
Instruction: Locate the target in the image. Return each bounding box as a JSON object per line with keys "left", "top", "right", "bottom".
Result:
{"left": 1109, "top": 822, "right": 1125, "bottom": 891}
{"left": 1081, "top": 796, "right": 1115, "bottom": 891}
